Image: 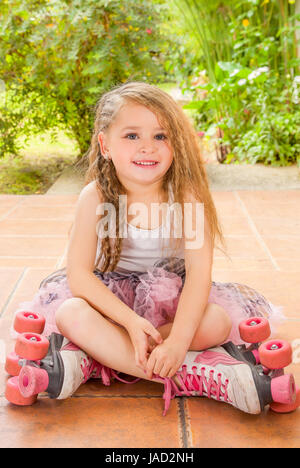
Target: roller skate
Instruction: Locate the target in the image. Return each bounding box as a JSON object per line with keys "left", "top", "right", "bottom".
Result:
{"left": 155, "top": 342, "right": 299, "bottom": 416}
{"left": 5, "top": 310, "right": 134, "bottom": 406}
{"left": 237, "top": 316, "right": 283, "bottom": 371}
{"left": 235, "top": 316, "right": 300, "bottom": 413}
{"left": 5, "top": 311, "right": 48, "bottom": 379}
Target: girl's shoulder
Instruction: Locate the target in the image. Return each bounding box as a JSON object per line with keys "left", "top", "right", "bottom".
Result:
{"left": 74, "top": 181, "right": 104, "bottom": 227}
{"left": 79, "top": 180, "right": 103, "bottom": 205}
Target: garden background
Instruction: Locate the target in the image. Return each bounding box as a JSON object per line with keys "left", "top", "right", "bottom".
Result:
{"left": 1, "top": 0, "right": 299, "bottom": 193}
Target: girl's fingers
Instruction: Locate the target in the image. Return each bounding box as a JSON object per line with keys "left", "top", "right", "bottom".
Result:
{"left": 146, "top": 352, "right": 156, "bottom": 379}
{"left": 139, "top": 352, "right": 147, "bottom": 369}
{"left": 146, "top": 325, "right": 163, "bottom": 344}
{"left": 153, "top": 364, "right": 164, "bottom": 378}
{"left": 135, "top": 340, "right": 147, "bottom": 369}
{"left": 167, "top": 368, "right": 176, "bottom": 378}
{"left": 158, "top": 363, "right": 170, "bottom": 379}
{"left": 149, "top": 343, "right": 156, "bottom": 352}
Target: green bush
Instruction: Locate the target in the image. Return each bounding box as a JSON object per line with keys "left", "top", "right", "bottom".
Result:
{"left": 175, "top": 0, "right": 300, "bottom": 166}
{"left": 187, "top": 63, "right": 300, "bottom": 166}
{"left": 0, "top": 0, "right": 180, "bottom": 158}
{"left": 234, "top": 111, "right": 300, "bottom": 165}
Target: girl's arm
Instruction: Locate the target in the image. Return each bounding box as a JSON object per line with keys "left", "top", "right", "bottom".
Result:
{"left": 168, "top": 193, "right": 214, "bottom": 348}
{"left": 145, "top": 195, "right": 213, "bottom": 379}
{"left": 169, "top": 236, "right": 212, "bottom": 349}
{"left": 67, "top": 182, "right": 163, "bottom": 371}
{"left": 66, "top": 181, "right": 138, "bottom": 328}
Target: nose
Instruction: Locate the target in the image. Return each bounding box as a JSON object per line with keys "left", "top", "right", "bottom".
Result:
{"left": 139, "top": 137, "right": 156, "bottom": 153}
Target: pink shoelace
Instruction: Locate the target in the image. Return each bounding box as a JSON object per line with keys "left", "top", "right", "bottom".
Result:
{"left": 62, "top": 340, "right": 140, "bottom": 387}
{"left": 155, "top": 364, "right": 231, "bottom": 416}
{"left": 82, "top": 360, "right": 230, "bottom": 417}
{"left": 81, "top": 357, "right": 140, "bottom": 386}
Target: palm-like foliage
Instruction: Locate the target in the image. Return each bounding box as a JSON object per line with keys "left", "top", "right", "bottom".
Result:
{"left": 172, "top": 0, "right": 299, "bottom": 82}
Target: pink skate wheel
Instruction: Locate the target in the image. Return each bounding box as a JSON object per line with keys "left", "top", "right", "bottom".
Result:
{"left": 14, "top": 311, "right": 45, "bottom": 334}
{"left": 259, "top": 339, "right": 292, "bottom": 369}
{"left": 5, "top": 351, "right": 22, "bottom": 376}
{"left": 15, "top": 333, "right": 49, "bottom": 360}
{"left": 5, "top": 376, "right": 37, "bottom": 406}
{"left": 239, "top": 317, "right": 271, "bottom": 343}
{"left": 270, "top": 374, "right": 296, "bottom": 405}
{"left": 19, "top": 365, "right": 49, "bottom": 397}
{"left": 270, "top": 385, "right": 300, "bottom": 413}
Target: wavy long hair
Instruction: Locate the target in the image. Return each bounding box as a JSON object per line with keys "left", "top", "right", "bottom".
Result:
{"left": 79, "top": 81, "right": 228, "bottom": 273}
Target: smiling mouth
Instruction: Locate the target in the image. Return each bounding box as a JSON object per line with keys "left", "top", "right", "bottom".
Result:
{"left": 132, "top": 161, "right": 159, "bottom": 167}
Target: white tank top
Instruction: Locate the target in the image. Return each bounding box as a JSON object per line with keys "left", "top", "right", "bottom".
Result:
{"left": 95, "top": 184, "right": 185, "bottom": 273}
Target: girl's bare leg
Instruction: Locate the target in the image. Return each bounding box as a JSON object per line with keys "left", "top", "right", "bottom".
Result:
{"left": 155, "top": 302, "right": 232, "bottom": 351}
{"left": 55, "top": 297, "right": 165, "bottom": 385}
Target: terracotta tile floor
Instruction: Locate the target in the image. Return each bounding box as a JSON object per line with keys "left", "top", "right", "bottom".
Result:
{"left": 0, "top": 191, "right": 299, "bottom": 448}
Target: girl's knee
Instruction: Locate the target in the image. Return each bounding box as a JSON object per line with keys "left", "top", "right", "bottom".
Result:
{"left": 205, "top": 302, "right": 232, "bottom": 343}
{"left": 55, "top": 297, "right": 90, "bottom": 332}
{"left": 221, "top": 308, "right": 232, "bottom": 342}
{"left": 217, "top": 304, "right": 232, "bottom": 331}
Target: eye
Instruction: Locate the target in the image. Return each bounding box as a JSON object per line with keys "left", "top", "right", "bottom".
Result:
{"left": 124, "top": 133, "right": 167, "bottom": 140}
{"left": 156, "top": 134, "right": 167, "bottom": 140}
{"left": 125, "top": 133, "right": 138, "bottom": 140}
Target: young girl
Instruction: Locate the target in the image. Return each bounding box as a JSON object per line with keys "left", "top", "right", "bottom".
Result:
{"left": 13, "top": 81, "right": 285, "bottom": 415}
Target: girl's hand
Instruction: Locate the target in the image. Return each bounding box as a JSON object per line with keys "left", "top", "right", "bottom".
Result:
{"left": 145, "top": 338, "right": 188, "bottom": 380}
{"left": 126, "top": 315, "right": 163, "bottom": 372}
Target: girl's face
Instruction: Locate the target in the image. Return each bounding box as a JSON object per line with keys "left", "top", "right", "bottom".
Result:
{"left": 98, "top": 102, "right": 173, "bottom": 194}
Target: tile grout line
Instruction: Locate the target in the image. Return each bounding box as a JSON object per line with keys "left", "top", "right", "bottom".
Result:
{"left": 15, "top": 204, "right": 76, "bottom": 207}
{"left": 0, "top": 267, "right": 28, "bottom": 318}
{"left": 0, "top": 393, "right": 168, "bottom": 399}
{"left": 223, "top": 234, "right": 300, "bottom": 239}
{"left": 4, "top": 218, "right": 74, "bottom": 221}
{"left": 234, "top": 192, "right": 281, "bottom": 271}
{"left": 0, "top": 235, "right": 68, "bottom": 238}
{"left": 0, "top": 256, "right": 59, "bottom": 259}
{"left": 177, "top": 398, "right": 192, "bottom": 448}
{"left": 0, "top": 197, "right": 27, "bottom": 222}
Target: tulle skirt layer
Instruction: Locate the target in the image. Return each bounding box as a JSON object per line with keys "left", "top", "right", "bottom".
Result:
{"left": 10, "top": 257, "right": 285, "bottom": 346}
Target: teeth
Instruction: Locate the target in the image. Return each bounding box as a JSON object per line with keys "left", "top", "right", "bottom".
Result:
{"left": 134, "top": 161, "right": 157, "bottom": 166}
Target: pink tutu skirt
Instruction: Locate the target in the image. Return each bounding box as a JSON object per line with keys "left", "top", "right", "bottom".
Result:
{"left": 10, "top": 257, "right": 285, "bottom": 346}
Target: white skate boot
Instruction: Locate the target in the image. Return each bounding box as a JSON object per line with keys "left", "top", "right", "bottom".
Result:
{"left": 154, "top": 342, "right": 296, "bottom": 416}
{"left": 18, "top": 333, "right": 139, "bottom": 400}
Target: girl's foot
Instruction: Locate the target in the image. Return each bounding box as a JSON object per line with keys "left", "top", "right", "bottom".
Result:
{"left": 19, "top": 333, "right": 124, "bottom": 399}
{"left": 154, "top": 344, "right": 297, "bottom": 416}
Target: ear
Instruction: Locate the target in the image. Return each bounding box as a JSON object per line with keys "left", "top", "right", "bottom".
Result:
{"left": 98, "top": 131, "right": 109, "bottom": 155}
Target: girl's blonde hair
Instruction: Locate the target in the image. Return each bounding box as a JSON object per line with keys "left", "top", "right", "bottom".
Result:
{"left": 80, "top": 80, "right": 228, "bottom": 273}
